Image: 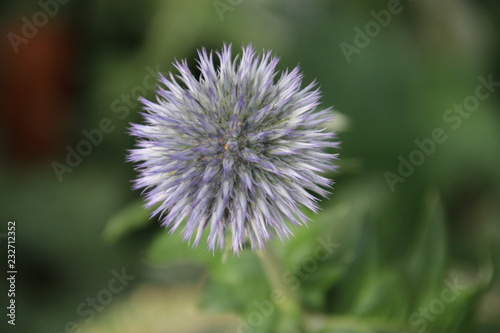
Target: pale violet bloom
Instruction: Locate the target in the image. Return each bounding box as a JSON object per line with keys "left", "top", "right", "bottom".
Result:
{"left": 129, "top": 44, "right": 338, "bottom": 252}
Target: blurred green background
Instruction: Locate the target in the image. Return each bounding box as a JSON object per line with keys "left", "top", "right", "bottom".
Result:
{"left": 1, "top": 0, "right": 499, "bottom": 332}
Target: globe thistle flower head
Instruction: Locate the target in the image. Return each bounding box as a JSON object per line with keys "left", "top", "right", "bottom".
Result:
{"left": 129, "top": 44, "right": 339, "bottom": 253}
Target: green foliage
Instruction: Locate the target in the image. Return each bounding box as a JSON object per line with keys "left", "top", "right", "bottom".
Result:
{"left": 99, "top": 175, "right": 496, "bottom": 333}
{"left": 103, "top": 199, "right": 153, "bottom": 242}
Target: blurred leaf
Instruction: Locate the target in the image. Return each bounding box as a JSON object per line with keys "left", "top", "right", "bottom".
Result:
{"left": 420, "top": 268, "right": 495, "bottom": 333}
{"left": 271, "top": 176, "right": 391, "bottom": 312}
{"left": 199, "top": 251, "right": 277, "bottom": 333}
{"left": 146, "top": 227, "right": 276, "bottom": 329}
{"left": 337, "top": 218, "right": 409, "bottom": 322}
{"left": 271, "top": 203, "right": 353, "bottom": 311}
{"left": 103, "top": 199, "right": 153, "bottom": 242}
{"left": 351, "top": 268, "right": 410, "bottom": 323}
{"left": 146, "top": 228, "right": 220, "bottom": 264}
{"left": 200, "top": 252, "right": 267, "bottom": 308}
{"left": 407, "top": 190, "right": 448, "bottom": 301}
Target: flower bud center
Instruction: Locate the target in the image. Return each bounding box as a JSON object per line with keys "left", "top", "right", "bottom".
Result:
{"left": 224, "top": 139, "right": 239, "bottom": 152}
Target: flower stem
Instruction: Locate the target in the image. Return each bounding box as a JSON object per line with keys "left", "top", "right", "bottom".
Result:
{"left": 257, "top": 248, "right": 304, "bottom": 333}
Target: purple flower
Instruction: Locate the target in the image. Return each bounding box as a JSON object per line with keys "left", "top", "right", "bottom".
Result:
{"left": 129, "top": 44, "right": 338, "bottom": 252}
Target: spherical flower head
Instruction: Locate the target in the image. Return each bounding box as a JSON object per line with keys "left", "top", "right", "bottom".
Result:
{"left": 129, "top": 44, "right": 339, "bottom": 253}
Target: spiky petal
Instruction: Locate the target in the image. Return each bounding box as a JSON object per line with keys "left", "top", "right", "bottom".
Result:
{"left": 128, "top": 44, "right": 339, "bottom": 252}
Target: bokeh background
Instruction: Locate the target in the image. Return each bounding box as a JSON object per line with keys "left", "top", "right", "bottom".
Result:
{"left": 1, "top": 0, "right": 499, "bottom": 332}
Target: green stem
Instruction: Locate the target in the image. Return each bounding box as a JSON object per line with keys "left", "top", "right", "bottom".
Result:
{"left": 257, "top": 248, "right": 304, "bottom": 333}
